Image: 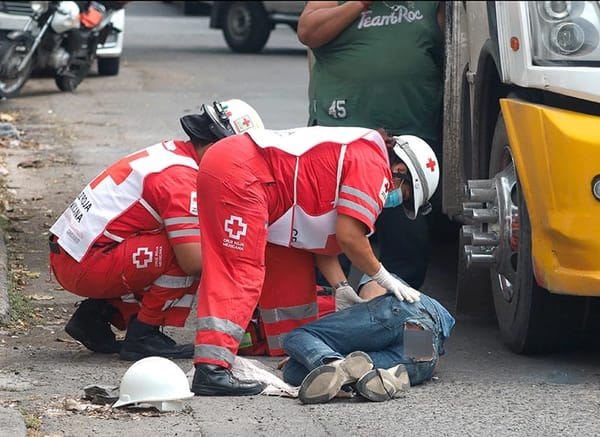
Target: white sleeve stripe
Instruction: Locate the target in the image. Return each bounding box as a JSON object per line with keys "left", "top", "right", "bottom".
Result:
{"left": 139, "top": 198, "right": 163, "bottom": 224}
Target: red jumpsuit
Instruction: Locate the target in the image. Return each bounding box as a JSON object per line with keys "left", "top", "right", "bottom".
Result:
{"left": 194, "top": 126, "right": 392, "bottom": 366}
{"left": 49, "top": 140, "right": 201, "bottom": 329}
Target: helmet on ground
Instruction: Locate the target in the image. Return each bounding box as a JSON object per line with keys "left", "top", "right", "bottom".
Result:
{"left": 392, "top": 135, "right": 440, "bottom": 220}
{"left": 112, "top": 356, "right": 194, "bottom": 412}
{"left": 180, "top": 98, "right": 264, "bottom": 144}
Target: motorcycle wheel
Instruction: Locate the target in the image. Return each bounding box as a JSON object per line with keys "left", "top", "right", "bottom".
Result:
{"left": 0, "top": 41, "right": 34, "bottom": 99}
{"left": 55, "top": 73, "right": 81, "bottom": 92}
{"left": 55, "top": 56, "right": 92, "bottom": 92}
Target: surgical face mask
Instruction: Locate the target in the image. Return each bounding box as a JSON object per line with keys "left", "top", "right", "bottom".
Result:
{"left": 384, "top": 188, "right": 403, "bottom": 208}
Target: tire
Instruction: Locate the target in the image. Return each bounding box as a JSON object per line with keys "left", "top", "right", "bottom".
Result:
{"left": 0, "top": 41, "right": 34, "bottom": 99}
{"left": 489, "top": 113, "right": 586, "bottom": 354}
{"left": 55, "top": 74, "right": 81, "bottom": 92}
{"left": 222, "top": 2, "right": 271, "bottom": 53}
{"left": 55, "top": 52, "right": 93, "bottom": 92}
{"left": 97, "top": 57, "right": 120, "bottom": 76}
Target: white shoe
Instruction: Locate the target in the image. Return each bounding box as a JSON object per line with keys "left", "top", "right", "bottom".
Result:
{"left": 355, "top": 364, "right": 410, "bottom": 402}
{"left": 298, "top": 351, "right": 373, "bottom": 404}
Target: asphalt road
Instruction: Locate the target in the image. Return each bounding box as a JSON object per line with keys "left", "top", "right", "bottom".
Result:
{"left": 0, "top": 2, "right": 599, "bottom": 436}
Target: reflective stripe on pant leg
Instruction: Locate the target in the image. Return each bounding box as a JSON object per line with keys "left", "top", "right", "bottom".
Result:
{"left": 259, "top": 245, "right": 318, "bottom": 356}
{"left": 138, "top": 271, "right": 199, "bottom": 327}
{"left": 194, "top": 149, "right": 271, "bottom": 367}
{"left": 195, "top": 316, "right": 246, "bottom": 366}
{"left": 110, "top": 231, "right": 198, "bottom": 328}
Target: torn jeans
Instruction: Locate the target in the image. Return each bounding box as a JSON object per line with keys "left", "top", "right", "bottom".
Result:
{"left": 282, "top": 292, "right": 455, "bottom": 387}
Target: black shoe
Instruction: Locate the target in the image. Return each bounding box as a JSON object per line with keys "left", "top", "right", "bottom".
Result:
{"left": 65, "top": 298, "right": 122, "bottom": 354}
{"left": 119, "top": 316, "right": 193, "bottom": 361}
{"left": 191, "top": 363, "right": 266, "bottom": 396}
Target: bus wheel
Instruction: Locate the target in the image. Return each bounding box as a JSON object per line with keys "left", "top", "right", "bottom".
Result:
{"left": 489, "top": 113, "right": 585, "bottom": 354}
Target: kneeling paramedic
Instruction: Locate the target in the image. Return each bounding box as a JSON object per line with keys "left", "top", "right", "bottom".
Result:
{"left": 49, "top": 99, "right": 264, "bottom": 361}
{"left": 192, "top": 127, "right": 441, "bottom": 396}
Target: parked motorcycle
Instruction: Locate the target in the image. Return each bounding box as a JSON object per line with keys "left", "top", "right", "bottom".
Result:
{"left": 0, "top": 1, "right": 119, "bottom": 98}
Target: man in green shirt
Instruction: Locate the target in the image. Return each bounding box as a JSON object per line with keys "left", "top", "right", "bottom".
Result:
{"left": 298, "top": 0, "right": 445, "bottom": 288}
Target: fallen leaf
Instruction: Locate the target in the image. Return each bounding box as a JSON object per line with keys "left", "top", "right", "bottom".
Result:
{"left": 17, "top": 159, "right": 44, "bottom": 169}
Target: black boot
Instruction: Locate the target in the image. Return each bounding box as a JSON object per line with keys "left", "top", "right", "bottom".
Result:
{"left": 65, "top": 298, "right": 122, "bottom": 354}
{"left": 192, "top": 363, "right": 266, "bottom": 396}
{"left": 119, "top": 316, "right": 193, "bottom": 361}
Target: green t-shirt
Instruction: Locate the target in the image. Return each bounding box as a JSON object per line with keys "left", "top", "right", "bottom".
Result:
{"left": 309, "top": 1, "right": 443, "bottom": 144}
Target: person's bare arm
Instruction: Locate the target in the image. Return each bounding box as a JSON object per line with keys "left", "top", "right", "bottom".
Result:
{"left": 358, "top": 280, "right": 387, "bottom": 300}
{"left": 335, "top": 214, "right": 380, "bottom": 277}
{"left": 437, "top": 1, "right": 445, "bottom": 33}
{"left": 315, "top": 253, "right": 347, "bottom": 287}
{"left": 172, "top": 242, "right": 202, "bottom": 277}
{"left": 298, "top": 1, "right": 369, "bottom": 48}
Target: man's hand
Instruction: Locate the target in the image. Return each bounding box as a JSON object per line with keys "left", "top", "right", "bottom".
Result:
{"left": 371, "top": 264, "right": 421, "bottom": 303}
{"left": 335, "top": 285, "right": 365, "bottom": 311}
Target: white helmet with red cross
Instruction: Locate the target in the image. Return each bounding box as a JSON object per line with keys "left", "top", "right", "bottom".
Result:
{"left": 180, "top": 99, "right": 264, "bottom": 144}
{"left": 392, "top": 135, "right": 440, "bottom": 220}
{"left": 218, "top": 99, "right": 264, "bottom": 134}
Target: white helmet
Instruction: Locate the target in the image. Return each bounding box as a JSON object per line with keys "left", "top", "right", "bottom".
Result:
{"left": 180, "top": 98, "right": 264, "bottom": 144}
{"left": 112, "top": 356, "right": 194, "bottom": 412}
{"left": 392, "top": 135, "right": 440, "bottom": 220}
{"left": 51, "top": 1, "right": 81, "bottom": 33}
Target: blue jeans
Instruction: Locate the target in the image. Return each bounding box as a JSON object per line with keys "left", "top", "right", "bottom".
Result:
{"left": 282, "top": 293, "right": 455, "bottom": 387}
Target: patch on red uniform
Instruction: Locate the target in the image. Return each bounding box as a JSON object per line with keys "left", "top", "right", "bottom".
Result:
{"left": 223, "top": 215, "right": 247, "bottom": 251}
{"left": 379, "top": 176, "right": 390, "bottom": 205}
{"left": 132, "top": 247, "right": 153, "bottom": 269}
{"left": 190, "top": 191, "right": 197, "bottom": 215}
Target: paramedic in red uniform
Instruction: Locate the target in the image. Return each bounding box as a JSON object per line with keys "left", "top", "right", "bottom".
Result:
{"left": 49, "top": 99, "right": 264, "bottom": 361}
{"left": 191, "top": 126, "right": 440, "bottom": 395}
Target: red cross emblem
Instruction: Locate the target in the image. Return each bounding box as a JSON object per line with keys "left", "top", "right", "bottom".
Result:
{"left": 132, "top": 247, "right": 153, "bottom": 269}
{"left": 224, "top": 215, "right": 248, "bottom": 240}
{"left": 242, "top": 117, "right": 251, "bottom": 127}
{"left": 426, "top": 158, "right": 436, "bottom": 172}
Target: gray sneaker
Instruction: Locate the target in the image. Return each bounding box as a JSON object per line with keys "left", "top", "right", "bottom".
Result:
{"left": 298, "top": 351, "right": 373, "bottom": 404}
{"left": 355, "top": 364, "right": 410, "bottom": 402}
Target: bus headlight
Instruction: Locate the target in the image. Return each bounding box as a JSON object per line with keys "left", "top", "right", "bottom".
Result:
{"left": 551, "top": 21, "right": 586, "bottom": 53}
{"left": 529, "top": 1, "right": 600, "bottom": 64}
{"left": 543, "top": 1, "right": 572, "bottom": 20}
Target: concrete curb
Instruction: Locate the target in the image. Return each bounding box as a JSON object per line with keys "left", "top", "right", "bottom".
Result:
{"left": 0, "top": 226, "right": 9, "bottom": 323}
{"left": 0, "top": 122, "right": 24, "bottom": 434}
{"left": 0, "top": 407, "right": 26, "bottom": 437}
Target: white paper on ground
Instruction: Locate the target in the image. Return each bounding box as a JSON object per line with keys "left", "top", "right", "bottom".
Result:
{"left": 187, "top": 356, "right": 299, "bottom": 398}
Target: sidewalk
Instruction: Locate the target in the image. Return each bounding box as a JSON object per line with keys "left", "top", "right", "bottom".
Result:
{"left": 0, "top": 407, "right": 26, "bottom": 437}
{"left": 0, "top": 147, "right": 26, "bottom": 433}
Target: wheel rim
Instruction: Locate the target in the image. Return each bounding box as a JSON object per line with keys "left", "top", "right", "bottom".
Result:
{"left": 0, "top": 52, "right": 30, "bottom": 95}
{"left": 228, "top": 5, "right": 252, "bottom": 41}
{"left": 490, "top": 146, "right": 521, "bottom": 303}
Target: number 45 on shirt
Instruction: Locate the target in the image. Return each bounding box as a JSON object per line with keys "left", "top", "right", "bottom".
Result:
{"left": 328, "top": 99, "right": 347, "bottom": 119}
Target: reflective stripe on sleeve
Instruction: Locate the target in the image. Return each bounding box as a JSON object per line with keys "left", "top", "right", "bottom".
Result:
{"left": 120, "top": 293, "right": 141, "bottom": 305}
{"left": 164, "top": 216, "right": 199, "bottom": 226}
{"left": 167, "top": 229, "right": 200, "bottom": 239}
{"left": 337, "top": 198, "right": 377, "bottom": 224}
{"left": 340, "top": 185, "right": 380, "bottom": 212}
{"left": 161, "top": 294, "right": 195, "bottom": 311}
{"left": 154, "top": 274, "right": 196, "bottom": 289}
